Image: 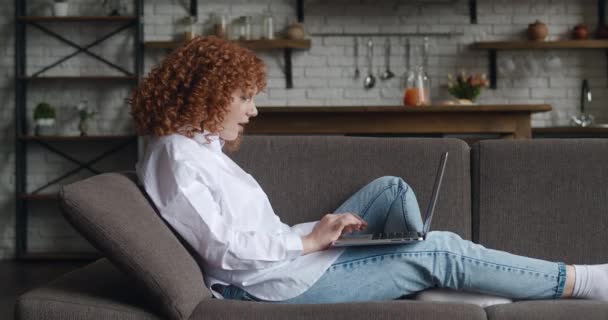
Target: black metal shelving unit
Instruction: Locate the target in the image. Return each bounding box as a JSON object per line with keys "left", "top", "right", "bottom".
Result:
{"left": 14, "top": 0, "right": 144, "bottom": 260}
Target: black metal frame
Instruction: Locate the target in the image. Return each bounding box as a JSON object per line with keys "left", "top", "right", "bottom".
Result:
{"left": 14, "top": 0, "right": 143, "bottom": 260}
{"left": 27, "top": 139, "right": 137, "bottom": 195}
{"left": 28, "top": 21, "right": 136, "bottom": 77}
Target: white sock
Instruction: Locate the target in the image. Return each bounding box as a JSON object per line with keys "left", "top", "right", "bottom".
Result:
{"left": 573, "top": 264, "right": 608, "bottom": 300}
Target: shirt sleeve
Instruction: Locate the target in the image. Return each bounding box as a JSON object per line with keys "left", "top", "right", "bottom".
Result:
{"left": 154, "top": 147, "right": 303, "bottom": 271}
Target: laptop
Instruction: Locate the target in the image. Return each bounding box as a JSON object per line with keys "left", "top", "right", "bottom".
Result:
{"left": 331, "top": 152, "right": 448, "bottom": 247}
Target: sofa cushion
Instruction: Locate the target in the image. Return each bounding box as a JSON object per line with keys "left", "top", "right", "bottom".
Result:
{"left": 15, "top": 258, "right": 162, "bottom": 320}
{"left": 414, "top": 288, "right": 513, "bottom": 308}
{"left": 229, "top": 136, "right": 472, "bottom": 239}
{"left": 485, "top": 300, "right": 608, "bottom": 320}
{"left": 59, "top": 172, "right": 208, "bottom": 320}
{"left": 472, "top": 139, "right": 608, "bottom": 263}
{"left": 189, "top": 299, "right": 487, "bottom": 320}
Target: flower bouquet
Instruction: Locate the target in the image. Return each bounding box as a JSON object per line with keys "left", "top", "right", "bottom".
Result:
{"left": 447, "top": 70, "right": 490, "bottom": 104}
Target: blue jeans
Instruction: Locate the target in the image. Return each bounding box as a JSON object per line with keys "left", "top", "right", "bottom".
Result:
{"left": 222, "top": 176, "right": 566, "bottom": 303}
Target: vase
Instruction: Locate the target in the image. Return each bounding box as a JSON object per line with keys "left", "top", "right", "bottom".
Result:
{"left": 528, "top": 20, "right": 548, "bottom": 41}
{"left": 286, "top": 23, "right": 305, "bottom": 40}
{"left": 78, "top": 119, "right": 89, "bottom": 136}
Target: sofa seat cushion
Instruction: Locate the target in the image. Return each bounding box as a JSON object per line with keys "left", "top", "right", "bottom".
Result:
{"left": 15, "top": 259, "right": 163, "bottom": 320}
{"left": 485, "top": 300, "right": 608, "bottom": 320}
{"left": 189, "top": 299, "right": 487, "bottom": 320}
{"left": 413, "top": 288, "right": 512, "bottom": 308}
{"left": 16, "top": 259, "right": 488, "bottom": 320}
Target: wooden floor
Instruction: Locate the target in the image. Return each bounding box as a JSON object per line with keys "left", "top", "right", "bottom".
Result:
{"left": 0, "top": 260, "right": 88, "bottom": 318}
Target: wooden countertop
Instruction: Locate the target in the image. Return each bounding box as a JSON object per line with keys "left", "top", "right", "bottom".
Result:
{"left": 257, "top": 105, "right": 552, "bottom": 113}
{"left": 533, "top": 126, "right": 608, "bottom": 133}
{"left": 249, "top": 104, "right": 551, "bottom": 139}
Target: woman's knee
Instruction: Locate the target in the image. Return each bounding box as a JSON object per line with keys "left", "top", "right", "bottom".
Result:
{"left": 425, "top": 231, "right": 465, "bottom": 249}
{"left": 371, "top": 176, "right": 410, "bottom": 192}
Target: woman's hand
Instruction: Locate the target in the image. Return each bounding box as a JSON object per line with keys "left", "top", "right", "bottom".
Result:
{"left": 301, "top": 213, "right": 368, "bottom": 255}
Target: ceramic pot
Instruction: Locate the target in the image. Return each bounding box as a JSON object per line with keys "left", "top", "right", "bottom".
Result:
{"left": 573, "top": 24, "right": 589, "bottom": 40}
{"left": 528, "top": 20, "right": 548, "bottom": 41}
{"left": 34, "top": 118, "right": 56, "bottom": 136}
{"left": 286, "top": 23, "right": 305, "bottom": 40}
{"left": 53, "top": 2, "right": 68, "bottom": 17}
{"left": 456, "top": 99, "right": 474, "bottom": 105}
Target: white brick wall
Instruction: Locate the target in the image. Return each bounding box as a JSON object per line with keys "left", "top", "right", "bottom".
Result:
{"left": 0, "top": 0, "right": 606, "bottom": 259}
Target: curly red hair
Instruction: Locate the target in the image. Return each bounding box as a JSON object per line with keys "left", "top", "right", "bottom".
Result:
{"left": 128, "top": 36, "right": 266, "bottom": 152}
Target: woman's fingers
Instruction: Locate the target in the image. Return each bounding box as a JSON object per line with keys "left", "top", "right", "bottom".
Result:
{"left": 337, "top": 214, "right": 366, "bottom": 234}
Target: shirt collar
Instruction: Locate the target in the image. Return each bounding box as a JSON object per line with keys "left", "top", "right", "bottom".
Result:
{"left": 193, "top": 130, "right": 225, "bottom": 153}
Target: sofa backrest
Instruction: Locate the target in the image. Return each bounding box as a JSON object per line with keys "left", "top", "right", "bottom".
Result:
{"left": 58, "top": 135, "right": 472, "bottom": 320}
{"left": 228, "top": 135, "right": 472, "bottom": 239}
{"left": 59, "top": 172, "right": 207, "bottom": 320}
{"left": 472, "top": 139, "right": 608, "bottom": 263}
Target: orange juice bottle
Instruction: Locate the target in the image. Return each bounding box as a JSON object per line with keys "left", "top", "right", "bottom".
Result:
{"left": 403, "top": 66, "right": 430, "bottom": 106}
{"left": 403, "top": 87, "right": 426, "bottom": 106}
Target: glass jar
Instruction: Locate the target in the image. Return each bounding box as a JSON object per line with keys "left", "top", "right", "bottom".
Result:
{"left": 182, "top": 15, "right": 196, "bottom": 41}
{"left": 403, "top": 65, "right": 430, "bottom": 106}
{"left": 234, "top": 16, "right": 252, "bottom": 40}
{"left": 212, "top": 12, "right": 229, "bottom": 39}
{"left": 262, "top": 11, "right": 274, "bottom": 39}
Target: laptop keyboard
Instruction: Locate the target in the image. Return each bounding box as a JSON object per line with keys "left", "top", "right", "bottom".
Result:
{"left": 372, "top": 231, "right": 420, "bottom": 240}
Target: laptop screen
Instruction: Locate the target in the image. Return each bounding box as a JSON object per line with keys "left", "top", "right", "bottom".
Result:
{"left": 422, "top": 152, "right": 448, "bottom": 235}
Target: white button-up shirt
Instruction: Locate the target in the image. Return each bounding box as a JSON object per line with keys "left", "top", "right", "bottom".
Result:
{"left": 136, "top": 132, "right": 344, "bottom": 301}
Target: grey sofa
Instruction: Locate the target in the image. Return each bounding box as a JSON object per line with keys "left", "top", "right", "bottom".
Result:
{"left": 15, "top": 136, "right": 608, "bottom": 319}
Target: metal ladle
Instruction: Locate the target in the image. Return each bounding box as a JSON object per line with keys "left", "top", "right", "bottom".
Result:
{"left": 363, "top": 39, "right": 375, "bottom": 89}
{"left": 380, "top": 38, "right": 395, "bottom": 80}
{"left": 353, "top": 37, "right": 360, "bottom": 79}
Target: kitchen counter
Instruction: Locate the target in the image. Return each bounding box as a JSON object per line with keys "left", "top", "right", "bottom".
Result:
{"left": 247, "top": 105, "right": 551, "bottom": 139}
{"left": 533, "top": 126, "right": 608, "bottom": 138}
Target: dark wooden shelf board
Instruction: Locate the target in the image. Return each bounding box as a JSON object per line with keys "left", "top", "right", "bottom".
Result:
{"left": 144, "top": 39, "right": 312, "bottom": 50}
{"left": 239, "top": 39, "right": 311, "bottom": 50}
{"left": 19, "top": 135, "right": 137, "bottom": 142}
{"left": 472, "top": 40, "right": 608, "bottom": 50}
{"left": 20, "top": 193, "right": 58, "bottom": 200}
{"left": 20, "top": 76, "right": 138, "bottom": 81}
{"left": 18, "top": 16, "right": 138, "bottom": 23}
{"left": 19, "top": 251, "right": 102, "bottom": 261}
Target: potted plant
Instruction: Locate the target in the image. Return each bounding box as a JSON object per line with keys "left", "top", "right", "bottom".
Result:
{"left": 447, "top": 70, "right": 490, "bottom": 104}
{"left": 53, "top": 0, "right": 69, "bottom": 17}
{"left": 33, "top": 102, "right": 56, "bottom": 136}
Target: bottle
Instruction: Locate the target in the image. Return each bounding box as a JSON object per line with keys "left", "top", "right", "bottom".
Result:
{"left": 262, "top": 11, "right": 274, "bottom": 39}
{"left": 421, "top": 37, "right": 432, "bottom": 103}
{"left": 213, "top": 12, "right": 229, "bottom": 39}
{"left": 183, "top": 15, "right": 195, "bottom": 41}
{"left": 235, "top": 16, "right": 252, "bottom": 40}
{"left": 403, "top": 65, "right": 430, "bottom": 106}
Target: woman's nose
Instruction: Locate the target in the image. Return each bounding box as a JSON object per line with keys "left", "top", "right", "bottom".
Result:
{"left": 249, "top": 104, "right": 258, "bottom": 117}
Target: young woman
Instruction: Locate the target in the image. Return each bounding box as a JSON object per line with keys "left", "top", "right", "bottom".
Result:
{"left": 129, "top": 36, "right": 608, "bottom": 304}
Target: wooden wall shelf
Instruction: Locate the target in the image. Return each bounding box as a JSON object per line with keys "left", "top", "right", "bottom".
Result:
{"left": 18, "top": 16, "right": 138, "bottom": 23}
{"left": 145, "top": 39, "right": 311, "bottom": 89}
{"left": 144, "top": 39, "right": 311, "bottom": 50}
{"left": 20, "top": 251, "right": 101, "bottom": 261}
{"left": 19, "top": 193, "right": 58, "bottom": 200}
{"left": 20, "top": 76, "right": 138, "bottom": 81}
{"left": 19, "top": 135, "right": 137, "bottom": 142}
{"left": 472, "top": 40, "right": 608, "bottom": 50}
{"left": 472, "top": 40, "right": 608, "bottom": 89}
